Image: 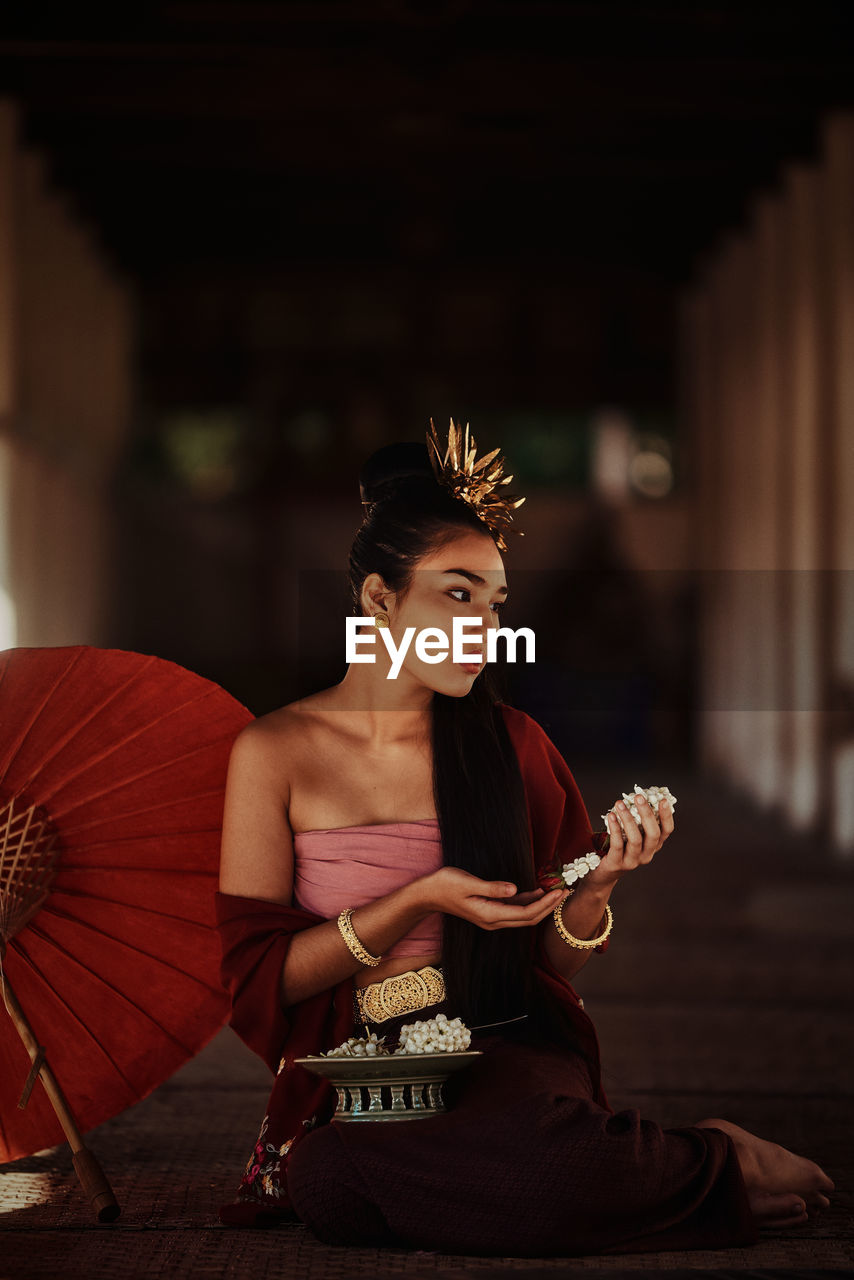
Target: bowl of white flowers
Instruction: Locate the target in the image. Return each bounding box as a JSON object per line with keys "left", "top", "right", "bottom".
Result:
{"left": 296, "top": 1014, "right": 481, "bottom": 1122}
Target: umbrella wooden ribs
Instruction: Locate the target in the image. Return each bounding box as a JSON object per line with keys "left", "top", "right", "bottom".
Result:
{"left": 1, "top": 794, "right": 120, "bottom": 1221}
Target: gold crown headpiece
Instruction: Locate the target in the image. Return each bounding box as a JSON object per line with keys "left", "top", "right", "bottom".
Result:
{"left": 425, "top": 417, "right": 525, "bottom": 553}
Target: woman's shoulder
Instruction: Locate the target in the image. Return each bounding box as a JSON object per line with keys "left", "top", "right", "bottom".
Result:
{"left": 495, "top": 700, "right": 547, "bottom": 741}
{"left": 495, "top": 700, "right": 530, "bottom": 726}
{"left": 238, "top": 689, "right": 336, "bottom": 733}
{"left": 495, "top": 702, "right": 568, "bottom": 767}
{"left": 495, "top": 703, "right": 587, "bottom": 821}
{"left": 229, "top": 695, "right": 324, "bottom": 767}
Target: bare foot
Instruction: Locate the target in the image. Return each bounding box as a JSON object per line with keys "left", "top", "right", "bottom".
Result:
{"left": 695, "top": 1117, "right": 834, "bottom": 1228}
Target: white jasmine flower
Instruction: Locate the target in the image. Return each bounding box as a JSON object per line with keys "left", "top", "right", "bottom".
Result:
{"left": 394, "top": 1014, "right": 472, "bottom": 1054}
{"left": 601, "top": 784, "right": 678, "bottom": 832}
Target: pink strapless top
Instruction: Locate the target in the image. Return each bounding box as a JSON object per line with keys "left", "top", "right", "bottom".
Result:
{"left": 292, "top": 818, "right": 444, "bottom": 958}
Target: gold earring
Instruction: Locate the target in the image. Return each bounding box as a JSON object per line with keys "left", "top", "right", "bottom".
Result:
{"left": 373, "top": 610, "right": 390, "bottom": 629}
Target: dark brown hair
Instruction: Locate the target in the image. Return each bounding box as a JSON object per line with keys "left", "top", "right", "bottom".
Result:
{"left": 348, "top": 442, "right": 594, "bottom": 1057}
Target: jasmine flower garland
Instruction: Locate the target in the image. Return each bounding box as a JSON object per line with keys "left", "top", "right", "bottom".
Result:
{"left": 538, "top": 784, "right": 678, "bottom": 891}
{"left": 561, "top": 851, "right": 602, "bottom": 886}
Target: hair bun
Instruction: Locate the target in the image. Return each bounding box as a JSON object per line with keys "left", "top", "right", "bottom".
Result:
{"left": 359, "top": 441, "right": 434, "bottom": 506}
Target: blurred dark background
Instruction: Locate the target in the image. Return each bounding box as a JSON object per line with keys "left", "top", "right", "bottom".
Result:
{"left": 1, "top": 2, "right": 853, "bottom": 847}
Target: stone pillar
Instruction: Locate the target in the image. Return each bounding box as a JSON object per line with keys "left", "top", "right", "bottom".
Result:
{"left": 823, "top": 114, "right": 854, "bottom": 855}
{"left": 682, "top": 109, "right": 854, "bottom": 856}
{"left": 0, "top": 97, "right": 133, "bottom": 649}
{"left": 778, "top": 162, "right": 827, "bottom": 833}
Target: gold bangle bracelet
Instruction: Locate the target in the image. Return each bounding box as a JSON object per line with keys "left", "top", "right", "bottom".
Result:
{"left": 552, "top": 895, "right": 613, "bottom": 950}
{"left": 337, "top": 907, "right": 382, "bottom": 967}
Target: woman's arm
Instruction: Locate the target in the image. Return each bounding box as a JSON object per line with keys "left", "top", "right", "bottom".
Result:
{"left": 537, "top": 879, "right": 615, "bottom": 983}
{"left": 219, "top": 723, "right": 438, "bottom": 1008}
{"left": 537, "top": 794, "right": 675, "bottom": 982}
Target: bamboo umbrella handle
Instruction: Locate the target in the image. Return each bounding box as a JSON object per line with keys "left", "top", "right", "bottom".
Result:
{"left": 1, "top": 967, "right": 121, "bottom": 1222}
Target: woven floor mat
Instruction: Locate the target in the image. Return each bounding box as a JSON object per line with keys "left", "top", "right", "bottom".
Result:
{"left": 1, "top": 1110, "right": 851, "bottom": 1279}
{"left": 0, "top": 1226, "right": 853, "bottom": 1279}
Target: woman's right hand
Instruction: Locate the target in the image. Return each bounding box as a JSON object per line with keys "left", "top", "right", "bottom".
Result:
{"left": 418, "top": 866, "right": 565, "bottom": 930}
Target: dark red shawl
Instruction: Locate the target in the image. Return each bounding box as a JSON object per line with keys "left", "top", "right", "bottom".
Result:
{"left": 214, "top": 702, "right": 611, "bottom": 1225}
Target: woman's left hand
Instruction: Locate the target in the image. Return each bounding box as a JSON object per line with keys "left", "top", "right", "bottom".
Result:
{"left": 539, "top": 795, "right": 675, "bottom": 893}
{"left": 584, "top": 793, "right": 674, "bottom": 888}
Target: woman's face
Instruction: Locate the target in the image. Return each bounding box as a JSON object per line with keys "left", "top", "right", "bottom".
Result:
{"left": 372, "top": 528, "right": 509, "bottom": 697}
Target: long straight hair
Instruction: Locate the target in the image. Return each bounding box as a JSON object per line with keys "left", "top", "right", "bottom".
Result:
{"left": 349, "top": 465, "right": 596, "bottom": 1061}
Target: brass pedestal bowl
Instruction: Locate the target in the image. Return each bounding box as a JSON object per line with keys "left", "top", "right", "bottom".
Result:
{"left": 296, "top": 1049, "right": 482, "bottom": 1122}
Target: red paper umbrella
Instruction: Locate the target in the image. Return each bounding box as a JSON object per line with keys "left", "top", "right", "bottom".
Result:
{"left": 0, "top": 645, "right": 253, "bottom": 1215}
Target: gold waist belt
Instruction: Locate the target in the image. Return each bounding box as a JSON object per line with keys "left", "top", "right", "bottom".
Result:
{"left": 353, "top": 965, "right": 445, "bottom": 1024}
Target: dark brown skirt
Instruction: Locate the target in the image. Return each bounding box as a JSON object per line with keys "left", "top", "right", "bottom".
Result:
{"left": 285, "top": 996, "right": 758, "bottom": 1258}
